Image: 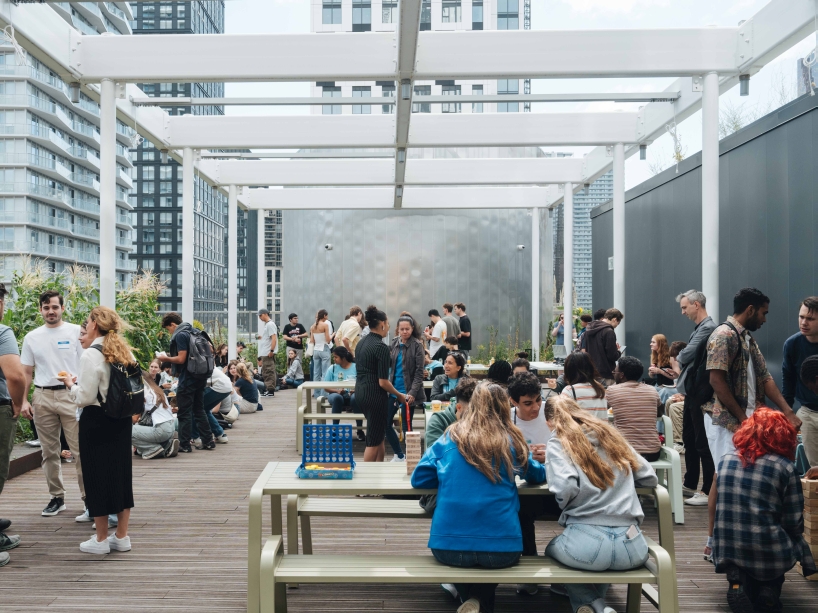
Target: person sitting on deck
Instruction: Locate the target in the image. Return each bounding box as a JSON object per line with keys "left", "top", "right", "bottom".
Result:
{"left": 233, "top": 362, "right": 261, "bottom": 414}
{"left": 280, "top": 349, "right": 304, "bottom": 390}
{"left": 411, "top": 382, "right": 547, "bottom": 613}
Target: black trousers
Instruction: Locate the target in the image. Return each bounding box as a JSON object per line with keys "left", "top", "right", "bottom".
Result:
{"left": 177, "top": 384, "right": 213, "bottom": 446}
{"left": 518, "top": 495, "right": 563, "bottom": 556}
{"left": 682, "top": 395, "right": 714, "bottom": 494}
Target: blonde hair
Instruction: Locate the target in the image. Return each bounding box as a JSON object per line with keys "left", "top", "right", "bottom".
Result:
{"left": 235, "top": 362, "right": 254, "bottom": 384}
{"left": 141, "top": 370, "right": 168, "bottom": 408}
{"left": 543, "top": 396, "right": 640, "bottom": 490}
{"left": 448, "top": 381, "right": 529, "bottom": 483}
{"left": 88, "top": 306, "right": 135, "bottom": 366}
{"left": 651, "top": 334, "right": 670, "bottom": 368}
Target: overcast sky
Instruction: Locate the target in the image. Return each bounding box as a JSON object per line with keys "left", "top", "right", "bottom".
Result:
{"left": 223, "top": 0, "right": 812, "bottom": 189}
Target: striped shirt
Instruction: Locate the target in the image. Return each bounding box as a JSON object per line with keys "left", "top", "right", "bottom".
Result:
{"left": 561, "top": 383, "right": 608, "bottom": 420}
{"left": 605, "top": 381, "right": 662, "bottom": 454}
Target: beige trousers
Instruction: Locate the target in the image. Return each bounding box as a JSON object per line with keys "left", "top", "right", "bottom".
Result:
{"left": 33, "top": 388, "right": 85, "bottom": 500}
{"left": 797, "top": 407, "right": 818, "bottom": 467}
{"left": 667, "top": 400, "right": 685, "bottom": 445}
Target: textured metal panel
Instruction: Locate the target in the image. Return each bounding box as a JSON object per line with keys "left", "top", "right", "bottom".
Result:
{"left": 591, "top": 207, "right": 613, "bottom": 315}
{"left": 283, "top": 209, "right": 553, "bottom": 351}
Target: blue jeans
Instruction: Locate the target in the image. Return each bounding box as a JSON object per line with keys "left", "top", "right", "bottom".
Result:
{"left": 431, "top": 548, "right": 521, "bottom": 613}
{"left": 545, "top": 524, "right": 649, "bottom": 613}
{"left": 192, "top": 410, "right": 224, "bottom": 440}
{"left": 329, "top": 392, "right": 361, "bottom": 428}
{"left": 311, "top": 348, "right": 332, "bottom": 398}
{"left": 384, "top": 397, "right": 413, "bottom": 458}
{"left": 283, "top": 377, "right": 304, "bottom": 389}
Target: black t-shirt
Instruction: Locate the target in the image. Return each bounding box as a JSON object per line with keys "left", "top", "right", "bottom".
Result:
{"left": 459, "top": 315, "right": 472, "bottom": 350}
{"left": 432, "top": 346, "right": 450, "bottom": 362}
{"left": 173, "top": 329, "right": 193, "bottom": 390}
{"left": 282, "top": 323, "right": 306, "bottom": 350}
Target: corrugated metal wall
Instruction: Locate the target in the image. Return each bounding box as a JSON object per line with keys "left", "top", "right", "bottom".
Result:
{"left": 282, "top": 208, "right": 554, "bottom": 351}
{"left": 591, "top": 93, "right": 818, "bottom": 382}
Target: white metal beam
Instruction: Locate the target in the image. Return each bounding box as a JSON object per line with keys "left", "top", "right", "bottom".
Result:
{"left": 394, "top": 0, "right": 422, "bottom": 207}
{"left": 248, "top": 188, "right": 395, "bottom": 210}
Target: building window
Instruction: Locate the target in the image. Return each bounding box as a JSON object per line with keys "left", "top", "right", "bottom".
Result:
{"left": 497, "top": 0, "right": 519, "bottom": 30}
{"left": 160, "top": 19, "right": 173, "bottom": 29}
{"left": 497, "top": 79, "right": 519, "bottom": 112}
{"left": 413, "top": 85, "right": 431, "bottom": 113}
{"left": 143, "top": 182, "right": 155, "bottom": 194}
{"left": 143, "top": 212, "right": 155, "bottom": 226}
{"left": 352, "top": 0, "right": 371, "bottom": 32}
{"left": 322, "top": 86, "right": 341, "bottom": 115}
{"left": 142, "top": 20, "right": 155, "bottom": 29}
{"left": 472, "top": 0, "right": 483, "bottom": 29}
{"left": 159, "top": 213, "right": 173, "bottom": 226}
{"left": 441, "top": 84, "right": 461, "bottom": 113}
{"left": 142, "top": 166, "right": 155, "bottom": 181}
{"left": 382, "top": 0, "right": 397, "bottom": 23}
{"left": 160, "top": 196, "right": 174, "bottom": 208}
{"left": 322, "top": 0, "right": 341, "bottom": 25}
{"left": 381, "top": 83, "right": 395, "bottom": 114}
{"left": 159, "top": 166, "right": 173, "bottom": 180}
{"left": 420, "top": 0, "right": 431, "bottom": 31}
{"left": 352, "top": 86, "right": 371, "bottom": 114}
{"left": 472, "top": 85, "right": 483, "bottom": 113}
{"left": 142, "top": 230, "right": 154, "bottom": 242}
{"left": 442, "top": 0, "right": 461, "bottom": 23}
{"left": 160, "top": 181, "right": 173, "bottom": 194}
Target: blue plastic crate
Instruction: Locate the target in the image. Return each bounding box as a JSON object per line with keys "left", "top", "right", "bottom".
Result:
{"left": 297, "top": 424, "right": 355, "bottom": 479}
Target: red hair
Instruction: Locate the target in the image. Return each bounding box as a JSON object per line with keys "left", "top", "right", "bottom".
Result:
{"left": 732, "top": 407, "right": 797, "bottom": 466}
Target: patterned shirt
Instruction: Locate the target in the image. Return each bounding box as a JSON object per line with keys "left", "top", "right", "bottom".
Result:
{"left": 713, "top": 453, "right": 816, "bottom": 581}
{"left": 703, "top": 316, "right": 772, "bottom": 432}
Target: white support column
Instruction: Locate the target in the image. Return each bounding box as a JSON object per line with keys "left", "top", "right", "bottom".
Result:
{"left": 257, "top": 209, "right": 266, "bottom": 317}
{"left": 531, "top": 207, "right": 540, "bottom": 361}
{"left": 99, "top": 78, "right": 117, "bottom": 308}
{"left": 563, "top": 183, "right": 574, "bottom": 352}
{"left": 228, "top": 185, "right": 238, "bottom": 360}
{"left": 182, "top": 147, "right": 194, "bottom": 323}
{"left": 702, "top": 72, "right": 720, "bottom": 321}
{"left": 613, "top": 142, "right": 626, "bottom": 345}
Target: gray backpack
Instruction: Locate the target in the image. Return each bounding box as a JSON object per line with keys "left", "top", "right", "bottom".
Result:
{"left": 186, "top": 328, "right": 215, "bottom": 379}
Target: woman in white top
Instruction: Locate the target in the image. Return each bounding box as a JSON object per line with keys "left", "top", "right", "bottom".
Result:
{"left": 310, "top": 309, "right": 332, "bottom": 398}
{"left": 560, "top": 351, "right": 608, "bottom": 420}
{"left": 59, "top": 306, "right": 136, "bottom": 555}
{"left": 131, "top": 371, "right": 178, "bottom": 460}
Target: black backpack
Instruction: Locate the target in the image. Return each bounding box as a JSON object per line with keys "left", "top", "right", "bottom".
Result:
{"left": 186, "top": 328, "right": 215, "bottom": 379}
{"left": 685, "top": 321, "right": 740, "bottom": 406}
{"left": 91, "top": 346, "right": 145, "bottom": 420}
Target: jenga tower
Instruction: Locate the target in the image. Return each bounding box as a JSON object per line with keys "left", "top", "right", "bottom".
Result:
{"left": 405, "top": 432, "right": 422, "bottom": 475}
{"left": 798, "top": 478, "right": 818, "bottom": 580}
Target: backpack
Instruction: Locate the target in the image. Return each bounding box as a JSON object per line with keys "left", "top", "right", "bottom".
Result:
{"left": 186, "top": 328, "right": 215, "bottom": 378}
{"left": 91, "top": 346, "right": 145, "bottom": 420}
{"left": 685, "top": 321, "right": 740, "bottom": 406}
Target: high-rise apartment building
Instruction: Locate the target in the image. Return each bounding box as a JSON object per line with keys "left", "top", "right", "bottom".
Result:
{"left": 130, "top": 1, "right": 232, "bottom": 313}
{"left": 0, "top": 3, "right": 135, "bottom": 285}
{"left": 263, "top": 210, "right": 283, "bottom": 326}
{"left": 553, "top": 170, "right": 613, "bottom": 310}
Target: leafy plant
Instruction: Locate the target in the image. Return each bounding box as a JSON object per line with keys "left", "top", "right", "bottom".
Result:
{"left": 117, "top": 271, "right": 169, "bottom": 368}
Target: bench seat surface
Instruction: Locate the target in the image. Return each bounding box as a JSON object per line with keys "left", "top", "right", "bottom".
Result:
{"left": 299, "top": 497, "right": 430, "bottom": 517}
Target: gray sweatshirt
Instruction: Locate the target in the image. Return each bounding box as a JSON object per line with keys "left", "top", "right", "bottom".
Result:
{"left": 545, "top": 432, "right": 658, "bottom": 527}
{"left": 286, "top": 359, "right": 304, "bottom": 381}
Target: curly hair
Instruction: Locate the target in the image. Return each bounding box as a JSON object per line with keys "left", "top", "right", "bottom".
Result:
{"left": 732, "top": 407, "right": 797, "bottom": 466}
{"left": 89, "top": 306, "right": 135, "bottom": 366}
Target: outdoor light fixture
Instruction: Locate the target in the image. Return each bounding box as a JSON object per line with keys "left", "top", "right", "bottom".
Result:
{"left": 69, "top": 82, "right": 81, "bottom": 104}
{"left": 397, "top": 148, "right": 406, "bottom": 163}
{"left": 160, "top": 149, "right": 169, "bottom": 164}
{"left": 517, "top": 245, "right": 526, "bottom": 251}
{"left": 639, "top": 144, "right": 647, "bottom": 160}
{"left": 739, "top": 74, "right": 750, "bottom": 96}
{"left": 401, "top": 80, "right": 412, "bottom": 100}
{"left": 395, "top": 186, "right": 404, "bottom": 198}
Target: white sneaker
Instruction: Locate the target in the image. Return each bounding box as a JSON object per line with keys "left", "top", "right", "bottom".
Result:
{"left": 440, "top": 583, "right": 459, "bottom": 600}
{"left": 684, "top": 492, "right": 709, "bottom": 506}
{"left": 673, "top": 443, "right": 685, "bottom": 455}
{"left": 457, "top": 598, "right": 481, "bottom": 613}
{"left": 107, "top": 533, "right": 131, "bottom": 552}
{"left": 215, "top": 434, "right": 228, "bottom": 444}
{"left": 390, "top": 454, "right": 405, "bottom": 462}
{"left": 79, "top": 536, "right": 110, "bottom": 554}
{"left": 25, "top": 439, "right": 41, "bottom": 448}
{"left": 192, "top": 437, "right": 203, "bottom": 449}
{"left": 75, "top": 509, "right": 93, "bottom": 523}
{"left": 603, "top": 608, "right": 618, "bottom": 613}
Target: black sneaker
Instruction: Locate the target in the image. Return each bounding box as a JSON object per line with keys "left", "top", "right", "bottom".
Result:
{"left": 42, "top": 497, "right": 66, "bottom": 517}
{"left": 725, "top": 566, "right": 755, "bottom": 613}
{"left": 179, "top": 445, "right": 193, "bottom": 454}
{"left": 755, "top": 585, "right": 783, "bottom": 613}
{"left": 356, "top": 430, "right": 366, "bottom": 441}
{"left": 0, "top": 533, "right": 20, "bottom": 551}
{"left": 203, "top": 440, "right": 216, "bottom": 450}
{"left": 256, "top": 404, "right": 264, "bottom": 411}
{"left": 0, "top": 519, "right": 10, "bottom": 532}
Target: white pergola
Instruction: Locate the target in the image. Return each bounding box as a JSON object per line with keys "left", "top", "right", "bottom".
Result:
{"left": 1, "top": 0, "right": 814, "bottom": 368}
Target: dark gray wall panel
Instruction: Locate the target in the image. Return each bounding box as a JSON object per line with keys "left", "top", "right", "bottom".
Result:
{"left": 591, "top": 202, "right": 613, "bottom": 313}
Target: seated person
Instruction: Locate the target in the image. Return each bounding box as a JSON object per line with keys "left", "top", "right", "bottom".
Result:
{"left": 430, "top": 353, "right": 468, "bottom": 401}
{"left": 323, "top": 347, "right": 363, "bottom": 441}
{"left": 432, "top": 336, "right": 459, "bottom": 363}
{"left": 148, "top": 358, "right": 163, "bottom": 387}
{"left": 544, "top": 395, "right": 658, "bottom": 613}
{"left": 511, "top": 357, "right": 530, "bottom": 376}
{"left": 132, "top": 371, "right": 178, "bottom": 459}
{"left": 159, "top": 362, "right": 175, "bottom": 393}
{"left": 205, "top": 365, "right": 238, "bottom": 426}
{"left": 424, "top": 349, "right": 443, "bottom": 380}
{"left": 606, "top": 356, "right": 663, "bottom": 462}
{"left": 713, "top": 408, "right": 816, "bottom": 613}
{"left": 560, "top": 352, "right": 607, "bottom": 420}
{"left": 233, "top": 362, "right": 261, "bottom": 413}
{"left": 411, "top": 382, "right": 547, "bottom": 613}
{"left": 426, "top": 377, "right": 477, "bottom": 448}
{"left": 665, "top": 392, "right": 685, "bottom": 452}
{"left": 487, "top": 360, "right": 513, "bottom": 386}
{"left": 280, "top": 349, "right": 304, "bottom": 389}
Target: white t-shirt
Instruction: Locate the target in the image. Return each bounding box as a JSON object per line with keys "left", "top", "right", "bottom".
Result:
{"left": 208, "top": 367, "right": 233, "bottom": 394}
{"left": 512, "top": 402, "right": 553, "bottom": 446}
{"left": 20, "top": 323, "right": 83, "bottom": 387}
{"left": 143, "top": 385, "right": 174, "bottom": 426}
{"left": 258, "top": 320, "right": 278, "bottom": 357}
{"left": 429, "top": 320, "right": 448, "bottom": 357}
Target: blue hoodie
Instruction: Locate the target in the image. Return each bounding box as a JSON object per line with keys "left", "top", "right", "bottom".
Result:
{"left": 411, "top": 433, "right": 547, "bottom": 552}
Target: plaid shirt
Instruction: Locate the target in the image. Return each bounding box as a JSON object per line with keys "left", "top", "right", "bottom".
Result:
{"left": 713, "top": 453, "right": 816, "bottom": 581}
{"left": 703, "top": 316, "right": 772, "bottom": 432}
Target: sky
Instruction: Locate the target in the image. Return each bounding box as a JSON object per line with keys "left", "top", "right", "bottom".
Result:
{"left": 223, "top": 0, "right": 814, "bottom": 190}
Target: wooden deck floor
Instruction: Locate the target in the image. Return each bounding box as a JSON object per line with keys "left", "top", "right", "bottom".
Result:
{"left": 0, "top": 389, "right": 816, "bottom": 612}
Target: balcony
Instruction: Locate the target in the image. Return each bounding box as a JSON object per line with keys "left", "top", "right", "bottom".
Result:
{"left": 117, "top": 234, "right": 133, "bottom": 248}
{"left": 73, "top": 224, "right": 99, "bottom": 239}
{"left": 70, "top": 198, "right": 101, "bottom": 215}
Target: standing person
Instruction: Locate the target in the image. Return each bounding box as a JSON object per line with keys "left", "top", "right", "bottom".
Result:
{"left": 551, "top": 313, "right": 566, "bottom": 347}
{"left": 674, "top": 289, "right": 717, "bottom": 507}
{"left": 581, "top": 308, "right": 623, "bottom": 386}
{"left": 712, "top": 408, "right": 816, "bottom": 613}
{"left": 606, "top": 357, "right": 663, "bottom": 462}
{"left": 310, "top": 310, "right": 332, "bottom": 399}
{"left": 131, "top": 371, "right": 178, "bottom": 460}
{"left": 257, "top": 309, "right": 278, "bottom": 397}
{"left": 454, "top": 302, "right": 472, "bottom": 357}
{"left": 334, "top": 306, "right": 364, "bottom": 356}
{"left": 354, "top": 306, "right": 405, "bottom": 462}
{"left": 0, "top": 283, "right": 28, "bottom": 568}
{"left": 158, "top": 313, "right": 214, "bottom": 454}
{"left": 782, "top": 297, "right": 818, "bottom": 468}
{"left": 579, "top": 309, "right": 608, "bottom": 351}
{"left": 560, "top": 352, "right": 608, "bottom": 420}
{"left": 60, "top": 307, "right": 137, "bottom": 554}
{"left": 386, "top": 313, "right": 426, "bottom": 462}
{"left": 577, "top": 314, "right": 592, "bottom": 341}
{"left": 424, "top": 310, "right": 447, "bottom": 359}
{"left": 543, "top": 395, "right": 658, "bottom": 613}
{"left": 702, "top": 287, "right": 801, "bottom": 562}
{"left": 441, "top": 303, "right": 461, "bottom": 340}
{"left": 19, "top": 291, "right": 85, "bottom": 518}
{"left": 281, "top": 313, "right": 307, "bottom": 361}
{"left": 411, "top": 382, "right": 547, "bottom": 613}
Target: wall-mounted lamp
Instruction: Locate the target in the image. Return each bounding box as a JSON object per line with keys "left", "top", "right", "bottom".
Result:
{"left": 69, "top": 82, "right": 81, "bottom": 104}
{"left": 395, "top": 185, "right": 404, "bottom": 198}
{"left": 639, "top": 144, "right": 647, "bottom": 160}
{"left": 400, "top": 79, "right": 412, "bottom": 100}
{"left": 397, "top": 148, "right": 406, "bottom": 163}
{"left": 739, "top": 74, "right": 750, "bottom": 96}
{"left": 516, "top": 245, "right": 526, "bottom": 251}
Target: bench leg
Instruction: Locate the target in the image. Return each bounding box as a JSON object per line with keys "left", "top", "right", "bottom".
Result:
{"left": 275, "top": 582, "right": 288, "bottom": 613}
{"left": 301, "top": 514, "right": 313, "bottom": 555}
{"left": 286, "top": 495, "right": 299, "bottom": 555}
{"left": 626, "top": 583, "right": 642, "bottom": 613}
{"left": 669, "top": 454, "right": 684, "bottom": 524}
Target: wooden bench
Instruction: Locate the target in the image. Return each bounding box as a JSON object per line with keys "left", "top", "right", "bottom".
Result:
{"left": 650, "top": 416, "right": 684, "bottom": 524}
{"left": 260, "top": 534, "right": 678, "bottom": 613}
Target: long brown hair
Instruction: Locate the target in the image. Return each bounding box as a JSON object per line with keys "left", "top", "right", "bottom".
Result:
{"left": 563, "top": 352, "right": 605, "bottom": 399}
{"left": 651, "top": 334, "right": 670, "bottom": 367}
{"left": 141, "top": 370, "right": 168, "bottom": 408}
{"left": 88, "top": 306, "right": 135, "bottom": 366}
{"left": 448, "top": 382, "right": 529, "bottom": 483}
{"left": 235, "top": 362, "right": 254, "bottom": 384}
{"left": 544, "top": 396, "right": 640, "bottom": 490}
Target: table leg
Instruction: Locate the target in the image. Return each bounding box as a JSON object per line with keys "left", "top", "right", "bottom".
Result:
{"left": 286, "top": 495, "right": 299, "bottom": 554}
{"left": 248, "top": 463, "right": 278, "bottom": 613}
